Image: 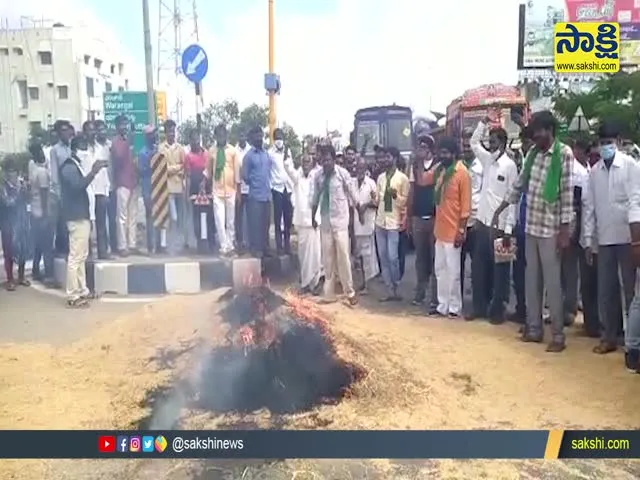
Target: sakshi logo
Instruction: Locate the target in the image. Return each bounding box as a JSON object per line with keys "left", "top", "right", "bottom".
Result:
{"left": 553, "top": 22, "right": 620, "bottom": 73}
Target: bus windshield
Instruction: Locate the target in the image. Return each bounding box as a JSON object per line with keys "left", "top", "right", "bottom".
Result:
{"left": 355, "top": 120, "right": 381, "bottom": 154}
{"left": 387, "top": 117, "right": 413, "bottom": 152}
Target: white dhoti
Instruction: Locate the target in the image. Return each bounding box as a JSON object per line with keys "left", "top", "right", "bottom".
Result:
{"left": 321, "top": 227, "right": 355, "bottom": 299}
{"left": 355, "top": 234, "right": 379, "bottom": 282}
{"left": 297, "top": 225, "right": 322, "bottom": 289}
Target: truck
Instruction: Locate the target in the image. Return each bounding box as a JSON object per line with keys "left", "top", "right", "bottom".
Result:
{"left": 446, "top": 84, "right": 530, "bottom": 145}
{"left": 350, "top": 105, "right": 413, "bottom": 159}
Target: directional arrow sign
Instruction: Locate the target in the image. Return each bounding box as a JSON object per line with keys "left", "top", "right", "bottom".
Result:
{"left": 181, "top": 44, "right": 208, "bottom": 83}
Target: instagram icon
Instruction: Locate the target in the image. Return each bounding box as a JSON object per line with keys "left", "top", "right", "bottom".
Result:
{"left": 129, "top": 436, "right": 141, "bottom": 452}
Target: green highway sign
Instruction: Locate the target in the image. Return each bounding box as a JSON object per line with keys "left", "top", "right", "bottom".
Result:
{"left": 103, "top": 91, "right": 150, "bottom": 153}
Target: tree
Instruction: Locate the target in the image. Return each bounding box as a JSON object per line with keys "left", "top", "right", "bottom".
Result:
{"left": 281, "top": 122, "right": 302, "bottom": 158}
{"left": 553, "top": 71, "right": 640, "bottom": 143}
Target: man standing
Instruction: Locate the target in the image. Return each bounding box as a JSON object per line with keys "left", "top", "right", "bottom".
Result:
{"left": 312, "top": 145, "right": 359, "bottom": 306}
{"left": 92, "top": 120, "right": 112, "bottom": 259}
{"left": 112, "top": 115, "right": 138, "bottom": 256}
{"left": 242, "top": 126, "right": 272, "bottom": 258}
{"left": 28, "top": 141, "right": 55, "bottom": 285}
{"left": 492, "top": 111, "right": 573, "bottom": 352}
{"left": 374, "top": 147, "right": 410, "bottom": 302}
{"left": 159, "top": 119, "right": 186, "bottom": 251}
{"left": 353, "top": 157, "right": 379, "bottom": 294}
{"left": 417, "top": 138, "right": 471, "bottom": 318}
{"left": 460, "top": 132, "right": 483, "bottom": 303}
{"left": 60, "top": 134, "right": 108, "bottom": 307}
{"left": 562, "top": 139, "right": 590, "bottom": 326}
{"left": 49, "top": 120, "right": 73, "bottom": 257}
{"left": 572, "top": 139, "right": 599, "bottom": 337}
{"left": 269, "top": 128, "right": 294, "bottom": 255}
{"left": 584, "top": 122, "right": 640, "bottom": 354}
{"left": 408, "top": 135, "right": 438, "bottom": 311}
{"left": 467, "top": 117, "right": 518, "bottom": 323}
{"left": 235, "top": 131, "right": 252, "bottom": 253}
{"left": 138, "top": 125, "right": 166, "bottom": 254}
{"left": 206, "top": 124, "right": 240, "bottom": 256}
{"left": 284, "top": 154, "right": 323, "bottom": 294}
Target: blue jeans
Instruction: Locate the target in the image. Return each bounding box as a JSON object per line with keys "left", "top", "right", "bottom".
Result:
{"left": 375, "top": 226, "right": 400, "bottom": 294}
{"left": 627, "top": 283, "right": 640, "bottom": 351}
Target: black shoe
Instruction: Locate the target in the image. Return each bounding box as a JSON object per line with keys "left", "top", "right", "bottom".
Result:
{"left": 507, "top": 310, "right": 526, "bottom": 324}
{"left": 625, "top": 350, "right": 640, "bottom": 373}
{"left": 489, "top": 313, "right": 506, "bottom": 325}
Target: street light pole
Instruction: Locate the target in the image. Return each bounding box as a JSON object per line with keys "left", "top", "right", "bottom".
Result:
{"left": 142, "top": 0, "right": 157, "bottom": 124}
{"left": 268, "top": 0, "right": 276, "bottom": 141}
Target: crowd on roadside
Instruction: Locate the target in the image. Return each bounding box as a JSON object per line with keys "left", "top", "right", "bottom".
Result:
{"left": 1, "top": 109, "right": 640, "bottom": 375}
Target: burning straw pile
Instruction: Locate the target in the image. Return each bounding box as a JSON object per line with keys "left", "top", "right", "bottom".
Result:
{"left": 194, "top": 278, "right": 366, "bottom": 415}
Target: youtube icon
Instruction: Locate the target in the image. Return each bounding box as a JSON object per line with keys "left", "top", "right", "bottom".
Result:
{"left": 98, "top": 435, "right": 116, "bottom": 453}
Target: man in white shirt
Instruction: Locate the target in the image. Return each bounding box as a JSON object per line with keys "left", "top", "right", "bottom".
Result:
{"left": 353, "top": 157, "right": 379, "bottom": 294}
{"left": 79, "top": 121, "right": 97, "bottom": 257}
{"left": 235, "top": 132, "right": 252, "bottom": 253}
{"left": 312, "top": 144, "right": 360, "bottom": 306}
{"left": 561, "top": 139, "right": 590, "bottom": 326}
{"left": 467, "top": 118, "right": 518, "bottom": 323}
{"left": 284, "top": 154, "right": 323, "bottom": 294}
{"left": 87, "top": 120, "right": 112, "bottom": 259}
{"left": 269, "top": 128, "right": 294, "bottom": 255}
{"left": 584, "top": 122, "right": 640, "bottom": 356}
{"left": 460, "top": 133, "right": 483, "bottom": 300}
{"left": 572, "top": 139, "right": 599, "bottom": 337}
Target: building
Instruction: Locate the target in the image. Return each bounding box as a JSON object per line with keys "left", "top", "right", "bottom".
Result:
{"left": 0, "top": 21, "right": 133, "bottom": 153}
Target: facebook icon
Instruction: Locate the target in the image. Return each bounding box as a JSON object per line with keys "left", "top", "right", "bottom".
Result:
{"left": 116, "top": 436, "right": 128, "bottom": 453}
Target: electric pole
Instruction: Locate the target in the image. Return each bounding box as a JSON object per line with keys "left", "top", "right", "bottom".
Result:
{"left": 268, "top": 0, "right": 276, "bottom": 140}
{"left": 142, "top": 0, "right": 156, "bottom": 123}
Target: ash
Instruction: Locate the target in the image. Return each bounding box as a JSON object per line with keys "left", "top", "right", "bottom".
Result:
{"left": 194, "top": 286, "right": 363, "bottom": 414}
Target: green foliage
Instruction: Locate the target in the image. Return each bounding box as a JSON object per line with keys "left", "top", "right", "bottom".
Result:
{"left": 553, "top": 72, "right": 640, "bottom": 143}
{"left": 28, "top": 123, "right": 49, "bottom": 147}
{"left": 178, "top": 99, "right": 274, "bottom": 147}
{"left": 281, "top": 122, "right": 302, "bottom": 158}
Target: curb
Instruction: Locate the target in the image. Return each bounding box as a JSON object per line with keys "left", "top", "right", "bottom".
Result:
{"left": 52, "top": 254, "right": 298, "bottom": 296}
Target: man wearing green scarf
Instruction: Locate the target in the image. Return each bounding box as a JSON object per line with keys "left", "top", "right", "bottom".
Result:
{"left": 206, "top": 124, "right": 241, "bottom": 255}
{"left": 374, "top": 147, "right": 410, "bottom": 302}
{"left": 492, "top": 111, "right": 574, "bottom": 353}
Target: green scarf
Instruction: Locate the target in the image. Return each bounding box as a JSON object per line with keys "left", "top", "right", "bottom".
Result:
{"left": 521, "top": 140, "right": 562, "bottom": 203}
{"left": 433, "top": 161, "right": 458, "bottom": 205}
{"left": 383, "top": 171, "right": 394, "bottom": 212}
{"left": 214, "top": 145, "right": 226, "bottom": 181}
{"left": 320, "top": 172, "right": 332, "bottom": 215}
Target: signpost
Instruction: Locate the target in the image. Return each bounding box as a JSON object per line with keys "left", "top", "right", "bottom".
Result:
{"left": 103, "top": 91, "right": 150, "bottom": 153}
{"left": 181, "top": 44, "right": 208, "bottom": 84}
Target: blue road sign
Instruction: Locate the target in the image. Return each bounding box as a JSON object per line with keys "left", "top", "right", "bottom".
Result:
{"left": 181, "top": 44, "right": 208, "bottom": 83}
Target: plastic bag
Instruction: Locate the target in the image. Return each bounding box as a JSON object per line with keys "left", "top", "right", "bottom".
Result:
{"left": 494, "top": 237, "right": 517, "bottom": 263}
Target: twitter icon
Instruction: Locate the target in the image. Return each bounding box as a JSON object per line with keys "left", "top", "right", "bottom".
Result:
{"left": 142, "top": 436, "right": 154, "bottom": 453}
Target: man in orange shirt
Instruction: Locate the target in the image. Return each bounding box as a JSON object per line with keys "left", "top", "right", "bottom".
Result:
{"left": 205, "top": 124, "right": 241, "bottom": 255}
{"left": 416, "top": 137, "right": 471, "bottom": 317}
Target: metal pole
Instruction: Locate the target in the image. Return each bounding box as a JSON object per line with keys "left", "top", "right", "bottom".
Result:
{"left": 143, "top": 0, "right": 157, "bottom": 124}
{"left": 268, "top": 0, "right": 276, "bottom": 141}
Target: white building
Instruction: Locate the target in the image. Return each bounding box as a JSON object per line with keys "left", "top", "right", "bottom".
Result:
{"left": 0, "top": 22, "right": 133, "bottom": 153}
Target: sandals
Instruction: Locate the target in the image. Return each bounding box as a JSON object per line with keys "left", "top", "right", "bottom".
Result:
{"left": 593, "top": 342, "right": 617, "bottom": 354}
{"left": 5, "top": 281, "right": 16, "bottom": 292}
{"left": 18, "top": 279, "right": 31, "bottom": 287}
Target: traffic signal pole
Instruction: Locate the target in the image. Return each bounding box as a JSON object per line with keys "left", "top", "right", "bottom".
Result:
{"left": 268, "top": 0, "right": 276, "bottom": 141}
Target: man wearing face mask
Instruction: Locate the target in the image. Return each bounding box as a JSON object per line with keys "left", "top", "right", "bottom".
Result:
{"left": 583, "top": 121, "right": 640, "bottom": 358}
{"left": 467, "top": 116, "right": 518, "bottom": 324}
{"left": 269, "top": 128, "right": 294, "bottom": 255}
{"left": 492, "top": 111, "right": 573, "bottom": 352}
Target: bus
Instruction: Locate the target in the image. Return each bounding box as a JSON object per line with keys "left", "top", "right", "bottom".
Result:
{"left": 351, "top": 105, "right": 413, "bottom": 159}
{"left": 446, "top": 84, "right": 530, "bottom": 144}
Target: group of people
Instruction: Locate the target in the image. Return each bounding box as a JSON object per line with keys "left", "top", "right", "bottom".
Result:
{"left": 2, "top": 107, "right": 640, "bottom": 373}
{"left": 272, "top": 110, "right": 640, "bottom": 374}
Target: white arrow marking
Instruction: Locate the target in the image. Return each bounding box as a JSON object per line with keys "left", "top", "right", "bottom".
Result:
{"left": 186, "top": 49, "right": 206, "bottom": 76}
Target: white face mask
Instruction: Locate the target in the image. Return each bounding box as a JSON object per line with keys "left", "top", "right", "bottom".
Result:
{"left": 274, "top": 139, "right": 284, "bottom": 149}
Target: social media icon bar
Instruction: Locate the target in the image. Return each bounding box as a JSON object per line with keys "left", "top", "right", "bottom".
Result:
{"left": 142, "top": 436, "right": 154, "bottom": 452}
{"left": 98, "top": 435, "right": 116, "bottom": 453}
{"left": 155, "top": 435, "right": 168, "bottom": 453}
{"left": 129, "top": 436, "right": 141, "bottom": 452}
{"left": 116, "top": 436, "right": 128, "bottom": 453}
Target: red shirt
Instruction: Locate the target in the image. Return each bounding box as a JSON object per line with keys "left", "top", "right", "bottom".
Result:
{"left": 185, "top": 149, "right": 207, "bottom": 172}
{"left": 111, "top": 136, "right": 137, "bottom": 189}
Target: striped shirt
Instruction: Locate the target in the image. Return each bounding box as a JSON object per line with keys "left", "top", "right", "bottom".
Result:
{"left": 506, "top": 143, "right": 574, "bottom": 238}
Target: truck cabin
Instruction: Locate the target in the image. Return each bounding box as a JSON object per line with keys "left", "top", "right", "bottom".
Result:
{"left": 352, "top": 106, "right": 413, "bottom": 160}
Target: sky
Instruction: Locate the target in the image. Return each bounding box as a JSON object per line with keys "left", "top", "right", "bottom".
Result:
{"left": 2, "top": 0, "right": 522, "bottom": 135}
